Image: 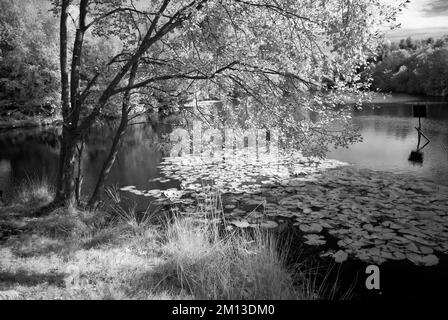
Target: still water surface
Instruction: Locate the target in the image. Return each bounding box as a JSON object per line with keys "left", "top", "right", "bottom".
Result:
{"left": 1, "top": 94, "right": 447, "bottom": 200}
{"left": 329, "top": 95, "right": 448, "bottom": 185}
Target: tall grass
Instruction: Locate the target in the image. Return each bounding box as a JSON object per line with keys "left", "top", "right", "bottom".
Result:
{"left": 13, "top": 176, "right": 54, "bottom": 206}
{"left": 151, "top": 216, "right": 319, "bottom": 300}
{"left": 109, "top": 187, "right": 325, "bottom": 300}
{"left": 3, "top": 182, "right": 332, "bottom": 300}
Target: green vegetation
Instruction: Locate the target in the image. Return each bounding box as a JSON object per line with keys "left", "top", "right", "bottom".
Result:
{"left": 367, "top": 36, "right": 448, "bottom": 96}
{"left": 0, "top": 0, "right": 60, "bottom": 111}
{"left": 0, "top": 180, "right": 328, "bottom": 300}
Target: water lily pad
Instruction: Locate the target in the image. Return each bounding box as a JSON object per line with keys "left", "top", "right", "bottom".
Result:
{"left": 302, "top": 208, "right": 313, "bottom": 214}
{"left": 334, "top": 250, "right": 348, "bottom": 263}
{"left": 146, "top": 189, "right": 162, "bottom": 196}
{"left": 163, "top": 190, "right": 184, "bottom": 200}
{"left": 128, "top": 190, "right": 144, "bottom": 196}
{"left": 231, "top": 220, "right": 251, "bottom": 228}
{"left": 419, "top": 246, "right": 434, "bottom": 254}
{"left": 120, "top": 186, "right": 136, "bottom": 191}
{"left": 421, "top": 254, "right": 439, "bottom": 266}
{"left": 304, "top": 234, "right": 326, "bottom": 246}
{"left": 302, "top": 223, "right": 323, "bottom": 233}
{"left": 392, "top": 251, "right": 406, "bottom": 260}
{"left": 260, "top": 221, "right": 279, "bottom": 229}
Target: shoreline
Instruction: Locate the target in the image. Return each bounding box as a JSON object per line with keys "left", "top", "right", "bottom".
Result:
{"left": 1, "top": 91, "right": 446, "bottom": 131}
{"left": 0, "top": 117, "right": 62, "bottom": 131}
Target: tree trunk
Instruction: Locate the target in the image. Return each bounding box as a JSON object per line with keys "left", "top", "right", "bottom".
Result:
{"left": 87, "top": 62, "right": 139, "bottom": 209}
{"left": 75, "top": 140, "right": 85, "bottom": 205}
{"left": 62, "top": 133, "right": 78, "bottom": 207}
{"left": 54, "top": 0, "right": 70, "bottom": 203}
{"left": 57, "top": 0, "right": 88, "bottom": 207}
{"left": 87, "top": 115, "right": 128, "bottom": 209}
{"left": 47, "top": 0, "right": 88, "bottom": 211}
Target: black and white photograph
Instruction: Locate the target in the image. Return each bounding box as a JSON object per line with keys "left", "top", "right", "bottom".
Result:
{"left": 0, "top": 0, "right": 447, "bottom": 308}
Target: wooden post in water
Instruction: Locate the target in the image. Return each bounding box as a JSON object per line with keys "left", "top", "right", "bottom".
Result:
{"left": 408, "top": 103, "right": 430, "bottom": 164}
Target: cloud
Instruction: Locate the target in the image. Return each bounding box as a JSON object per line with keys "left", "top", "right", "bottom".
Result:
{"left": 422, "top": 0, "right": 448, "bottom": 16}
{"left": 396, "top": 0, "right": 448, "bottom": 29}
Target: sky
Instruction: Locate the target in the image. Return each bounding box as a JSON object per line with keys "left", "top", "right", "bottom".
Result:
{"left": 397, "top": 0, "right": 448, "bottom": 29}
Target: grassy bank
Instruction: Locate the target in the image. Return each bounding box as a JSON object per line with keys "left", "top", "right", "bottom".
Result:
{"left": 0, "top": 181, "right": 325, "bottom": 300}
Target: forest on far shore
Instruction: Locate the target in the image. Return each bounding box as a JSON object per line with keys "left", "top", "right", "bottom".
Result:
{"left": 367, "top": 36, "right": 448, "bottom": 97}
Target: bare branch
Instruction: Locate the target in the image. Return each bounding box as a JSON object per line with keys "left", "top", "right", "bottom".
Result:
{"left": 111, "top": 61, "right": 239, "bottom": 95}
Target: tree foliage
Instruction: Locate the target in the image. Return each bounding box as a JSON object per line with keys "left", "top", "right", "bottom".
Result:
{"left": 0, "top": 0, "right": 60, "bottom": 108}
{"left": 39, "top": 0, "right": 405, "bottom": 207}
{"left": 59, "top": 0, "right": 404, "bottom": 141}
{"left": 369, "top": 36, "right": 448, "bottom": 96}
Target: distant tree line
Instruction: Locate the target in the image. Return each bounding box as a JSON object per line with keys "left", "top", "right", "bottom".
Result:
{"left": 366, "top": 36, "right": 448, "bottom": 97}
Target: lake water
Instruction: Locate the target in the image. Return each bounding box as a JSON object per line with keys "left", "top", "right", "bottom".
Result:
{"left": 329, "top": 94, "right": 448, "bottom": 186}
{"left": 1, "top": 94, "right": 448, "bottom": 200}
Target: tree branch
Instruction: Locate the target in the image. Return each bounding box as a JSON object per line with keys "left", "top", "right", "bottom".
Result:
{"left": 233, "top": 0, "right": 318, "bottom": 24}
{"left": 84, "top": 7, "right": 161, "bottom": 30}
{"left": 78, "top": 0, "right": 212, "bottom": 134}
{"left": 111, "top": 61, "right": 239, "bottom": 95}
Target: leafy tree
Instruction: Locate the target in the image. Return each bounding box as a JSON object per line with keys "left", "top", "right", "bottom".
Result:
{"left": 368, "top": 42, "right": 448, "bottom": 96}
{"left": 370, "top": 49, "right": 411, "bottom": 90}
{"left": 0, "top": 0, "right": 60, "bottom": 109}
{"left": 434, "top": 38, "right": 446, "bottom": 48}
{"left": 419, "top": 48, "right": 448, "bottom": 96}
{"left": 45, "top": 0, "right": 405, "bottom": 210}
{"left": 405, "top": 36, "right": 415, "bottom": 50}
{"left": 399, "top": 38, "right": 406, "bottom": 50}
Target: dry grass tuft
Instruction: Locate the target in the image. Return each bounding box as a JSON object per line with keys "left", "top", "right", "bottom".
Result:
{"left": 14, "top": 178, "right": 54, "bottom": 206}
{"left": 146, "top": 216, "right": 319, "bottom": 300}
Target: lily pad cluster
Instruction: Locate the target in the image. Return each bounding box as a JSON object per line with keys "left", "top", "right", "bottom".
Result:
{"left": 119, "top": 151, "right": 448, "bottom": 266}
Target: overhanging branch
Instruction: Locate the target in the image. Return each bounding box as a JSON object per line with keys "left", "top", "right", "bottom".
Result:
{"left": 111, "top": 61, "right": 240, "bottom": 95}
